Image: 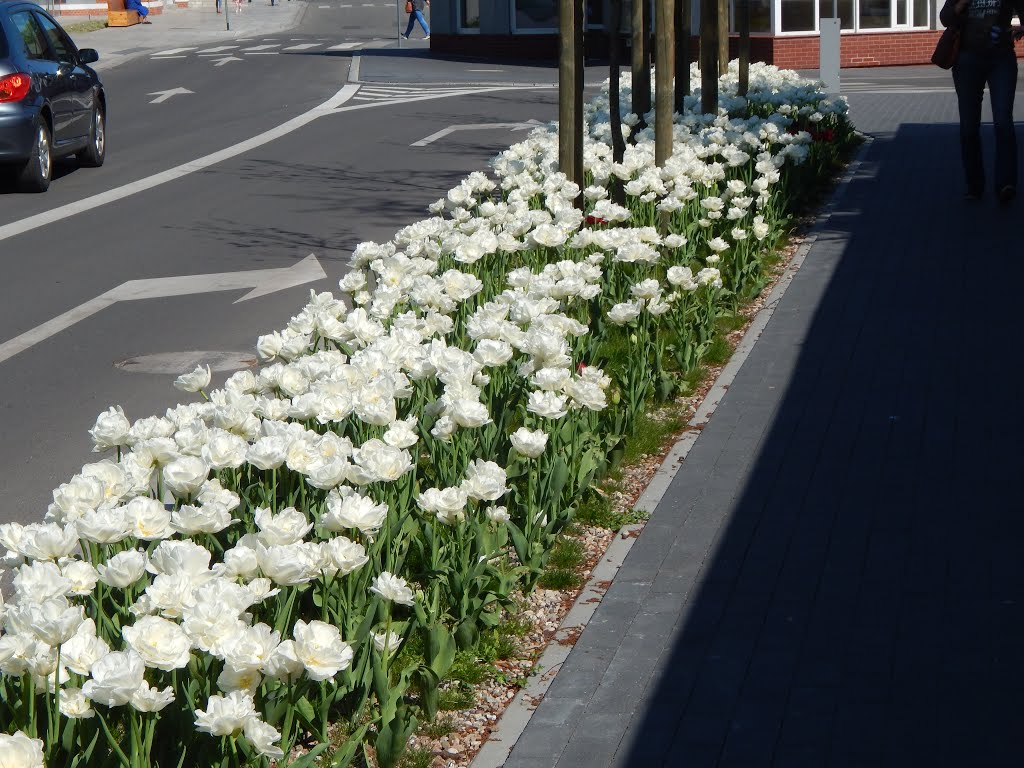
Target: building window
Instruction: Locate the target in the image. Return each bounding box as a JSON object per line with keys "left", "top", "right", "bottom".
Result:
{"left": 817, "top": 0, "right": 854, "bottom": 28}
{"left": 514, "top": 0, "right": 558, "bottom": 29}
{"left": 780, "top": 0, "right": 816, "bottom": 30}
{"left": 460, "top": 0, "right": 480, "bottom": 28}
{"left": 858, "top": 0, "right": 890, "bottom": 27}
{"left": 747, "top": 0, "right": 772, "bottom": 31}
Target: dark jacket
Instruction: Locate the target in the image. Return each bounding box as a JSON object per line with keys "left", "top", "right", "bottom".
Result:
{"left": 939, "top": 0, "right": 1024, "bottom": 52}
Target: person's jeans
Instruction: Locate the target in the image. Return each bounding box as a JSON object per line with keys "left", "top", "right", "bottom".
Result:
{"left": 952, "top": 47, "right": 1018, "bottom": 194}
{"left": 404, "top": 9, "right": 429, "bottom": 37}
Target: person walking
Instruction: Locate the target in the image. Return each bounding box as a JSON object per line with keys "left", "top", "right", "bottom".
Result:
{"left": 402, "top": 0, "right": 430, "bottom": 40}
{"left": 940, "top": 0, "right": 1024, "bottom": 202}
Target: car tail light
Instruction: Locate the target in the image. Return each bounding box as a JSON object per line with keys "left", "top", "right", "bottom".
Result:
{"left": 0, "top": 73, "right": 31, "bottom": 103}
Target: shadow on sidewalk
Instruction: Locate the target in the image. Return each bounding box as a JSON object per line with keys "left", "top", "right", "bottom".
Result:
{"left": 614, "top": 120, "right": 1024, "bottom": 767}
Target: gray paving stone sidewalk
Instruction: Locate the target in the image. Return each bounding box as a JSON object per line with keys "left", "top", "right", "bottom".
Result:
{"left": 504, "top": 74, "right": 1024, "bottom": 767}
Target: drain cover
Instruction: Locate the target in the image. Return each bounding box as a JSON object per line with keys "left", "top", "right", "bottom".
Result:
{"left": 115, "top": 351, "right": 258, "bottom": 375}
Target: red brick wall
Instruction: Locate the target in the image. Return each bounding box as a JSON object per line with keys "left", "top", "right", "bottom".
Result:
{"left": 432, "top": 31, "right": 1024, "bottom": 68}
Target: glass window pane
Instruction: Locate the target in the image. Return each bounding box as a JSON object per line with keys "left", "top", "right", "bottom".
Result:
{"left": 515, "top": 0, "right": 558, "bottom": 29}
{"left": 859, "top": 0, "right": 890, "bottom": 28}
{"left": 12, "top": 12, "right": 48, "bottom": 60}
{"left": 460, "top": 0, "right": 480, "bottom": 28}
{"left": 818, "top": 0, "right": 854, "bottom": 28}
{"left": 749, "top": 0, "right": 771, "bottom": 32}
{"left": 780, "top": 0, "right": 816, "bottom": 31}
{"left": 912, "top": 0, "right": 928, "bottom": 26}
{"left": 35, "top": 13, "right": 72, "bottom": 61}
{"left": 587, "top": 0, "right": 604, "bottom": 26}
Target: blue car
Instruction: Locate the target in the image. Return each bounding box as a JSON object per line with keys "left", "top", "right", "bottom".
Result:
{"left": 0, "top": 0, "right": 105, "bottom": 192}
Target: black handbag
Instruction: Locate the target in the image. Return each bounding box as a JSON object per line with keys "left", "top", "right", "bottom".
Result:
{"left": 931, "top": 24, "right": 961, "bottom": 69}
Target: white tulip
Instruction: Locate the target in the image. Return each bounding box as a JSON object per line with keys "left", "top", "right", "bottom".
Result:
{"left": 510, "top": 427, "right": 548, "bottom": 458}
{"left": 122, "top": 616, "right": 191, "bottom": 671}
{"left": 89, "top": 405, "right": 131, "bottom": 452}
{"left": 195, "top": 690, "right": 256, "bottom": 737}
{"left": 82, "top": 650, "right": 146, "bottom": 707}
{"left": 369, "top": 572, "right": 415, "bottom": 606}
{"left": 96, "top": 549, "right": 148, "bottom": 589}
{"left": 292, "top": 620, "right": 353, "bottom": 681}
{"left": 129, "top": 680, "right": 175, "bottom": 712}
{"left": 0, "top": 731, "right": 45, "bottom": 768}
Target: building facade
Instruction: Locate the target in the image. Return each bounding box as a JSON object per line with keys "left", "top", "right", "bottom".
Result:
{"left": 430, "top": 0, "right": 1023, "bottom": 68}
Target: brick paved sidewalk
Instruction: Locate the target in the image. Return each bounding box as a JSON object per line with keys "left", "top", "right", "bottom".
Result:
{"left": 503, "top": 73, "right": 1024, "bottom": 767}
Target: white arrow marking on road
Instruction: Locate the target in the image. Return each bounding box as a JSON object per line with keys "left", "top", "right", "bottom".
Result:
{"left": 212, "top": 55, "right": 243, "bottom": 66}
{"left": 411, "top": 119, "right": 544, "bottom": 147}
{"left": 148, "top": 87, "right": 194, "bottom": 104}
{"left": 0, "top": 256, "right": 327, "bottom": 366}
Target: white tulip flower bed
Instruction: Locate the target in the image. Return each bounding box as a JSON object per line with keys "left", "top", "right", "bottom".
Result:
{"left": 0, "top": 62, "right": 851, "bottom": 768}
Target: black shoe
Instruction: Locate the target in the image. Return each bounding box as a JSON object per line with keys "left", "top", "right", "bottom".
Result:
{"left": 997, "top": 185, "right": 1016, "bottom": 203}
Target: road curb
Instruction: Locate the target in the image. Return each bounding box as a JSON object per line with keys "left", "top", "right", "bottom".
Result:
{"left": 469, "top": 134, "right": 874, "bottom": 768}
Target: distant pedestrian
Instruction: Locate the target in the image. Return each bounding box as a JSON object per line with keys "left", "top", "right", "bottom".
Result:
{"left": 402, "top": 0, "right": 430, "bottom": 40}
{"left": 124, "top": 0, "right": 151, "bottom": 23}
{"left": 940, "top": 0, "right": 1024, "bottom": 202}
{"left": 234, "top": 0, "right": 242, "bottom": 12}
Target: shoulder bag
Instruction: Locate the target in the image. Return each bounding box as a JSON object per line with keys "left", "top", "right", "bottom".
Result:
{"left": 931, "top": 24, "right": 961, "bottom": 68}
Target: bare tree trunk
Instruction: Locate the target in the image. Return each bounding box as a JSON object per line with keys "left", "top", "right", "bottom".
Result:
{"left": 738, "top": 0, "right": 750, "bottom": 95}
{"left": 700, "top": 0, "right": 719, "bottom": 114}
{"left": 609, "top": 0, "right": 626, "bottom": 166}
{"left": 631, "top": 0, "right": 651, "bottom": 124}
{"left": 559, "top": 0, "right": 584, "bottom": 205}
{"left": 655, "top": 0, "right": 674, "bottom": 168}
{"left": 675, "top": 0, "right": 691, "bottom": 110}
{"left": 717, "top": 0, "right": 729, "bottom": 75}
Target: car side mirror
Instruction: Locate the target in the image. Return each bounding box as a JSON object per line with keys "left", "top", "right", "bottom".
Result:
{"left": 78, "top": 48, "right": 99, "bottom": 64}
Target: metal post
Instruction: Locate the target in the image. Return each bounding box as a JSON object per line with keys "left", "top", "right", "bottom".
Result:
{"left": 397, "top": 0, "right": 402, "bottom": 46}
{"left": 559, "top": 0, "right": 577, "bottom": 184}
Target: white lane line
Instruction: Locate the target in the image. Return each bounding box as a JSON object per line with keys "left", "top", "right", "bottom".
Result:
{"left": 283, "top": 43, "right": 320, "bottom": 50}
{"left": 326, "top": 42, "right": 361, "bottom": 50}
{"left": 152, "top": 55, "right": 187, "bottom": 59}
{"left": 240, "top": 44, "right": 281, "bottom": 51}
{"left": 151, "top": 47, "right": 197, "bottom": 55}
{"left": 0, "top": 84, "right": 361, "bottom": 245}
{"left": 245, "top": 52, "right": 281, "bottom": 55}
{"left": 196, "top": 45, "right": 240, "bottom": 53}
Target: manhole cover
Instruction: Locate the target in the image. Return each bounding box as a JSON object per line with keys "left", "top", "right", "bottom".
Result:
{"left": 115, "top": 351, "right": 258, "bottom": 375}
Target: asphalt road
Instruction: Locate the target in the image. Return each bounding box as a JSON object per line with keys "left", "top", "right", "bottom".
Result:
{"left": 0, "top": 2, "right": 581, "bottom": 525}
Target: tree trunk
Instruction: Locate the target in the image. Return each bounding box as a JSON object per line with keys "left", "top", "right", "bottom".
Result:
{"left": 655, "top": 0, "right": 674, "bottom": 168}
{"left": 631, "top": 0, "right": 651, "bottom": 124}
{"left": 675, "top": 0, "right": 691, "bottom": 110}
{"left": 738, "top": 0, "right": 750, "bottom": 95}
{"left": 700, "top": 0, "right": 719, "bottom": 114}
{"left": 609, "top": 0, "right": 626, "bottom": 166}
{"left": 717, "top": 0, "right": 729, "bottom": 75}
{"left": 559, "top": 0, "right": 584, "bottom": 204}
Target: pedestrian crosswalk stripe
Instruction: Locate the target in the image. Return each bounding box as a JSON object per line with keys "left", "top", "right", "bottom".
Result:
{"left": 196, "top": 45, "right": 240, "bottom": 53}
{"left": 152, "top": 47, "right": 197, "bottom": 56}
{"left": 326, "top": 42, "right": 361, "bottom": 50}
{"left": 240, "top": 44, "right": 281, "bottom": 51}
{"left": 283, "top": 43, "right": 321, "bottom": 50}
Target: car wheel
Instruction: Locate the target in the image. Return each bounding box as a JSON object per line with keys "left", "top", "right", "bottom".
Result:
{"left": 78, "top": 107, "right": 105, "bottom": 168}
{"left": 16, "top": 122, "right": 52, "bottom": 193}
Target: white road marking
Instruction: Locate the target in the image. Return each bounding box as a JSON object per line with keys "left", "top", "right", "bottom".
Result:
{"left": 0, "top": 83, "right": 359, "bottom": 245}
{"left": 326, "top": 42, "right": 361, "bottom": 49}
{"left": 152, "top": 55, "right": 187, "bottom": 59}
{"left": 151, "top": 47, "right": 197, "bottom": 55}
{"left": 283, "top": 43, "right": 321, "bottom": 50}
{"left": 212, "top": 56, "right": 244, "bottom": 66}
{"left": 196, "top": 45, "right": 240, "bottom": 53}
{"left": 0, "top": 257, "right": 327, "bottom": 365}
{"left": 147, "top": 87, "right": 194, "bottom": 104}
{"left": 246, "top": 52, "right": 281, "bottom": 55}
{"left": 411, "top": 119, "right": 542, "bottom": 147}
{"left": 240, "top": 43, "right": 281, "bottom": 51}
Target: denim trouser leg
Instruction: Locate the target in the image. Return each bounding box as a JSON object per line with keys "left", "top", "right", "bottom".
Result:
{"left": 953, "top": 51, "right": 988, "bottom": 194}
{"left": 404, "top": 9, "right": 429, "bottom": 36}
{"left": 987, "top": 50, "right": 1018, "bottom": 191}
